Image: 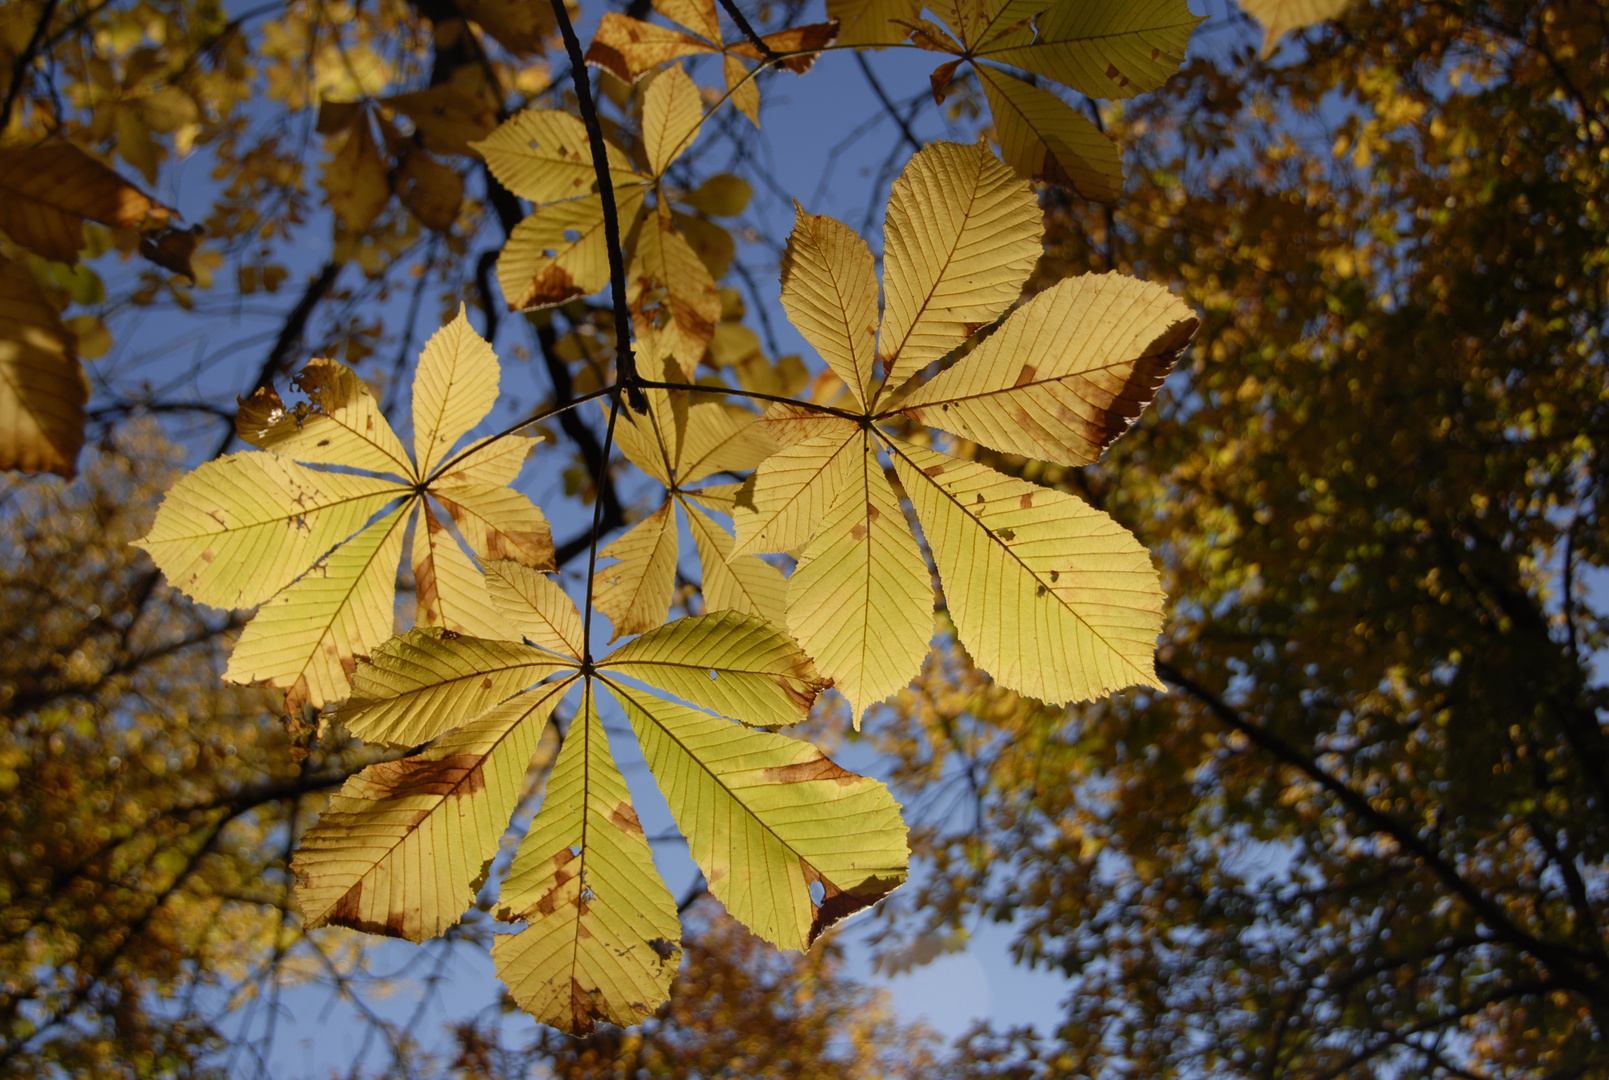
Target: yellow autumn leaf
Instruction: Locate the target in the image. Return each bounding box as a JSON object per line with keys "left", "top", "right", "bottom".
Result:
{"left": 0, "top": 141, "right": 172, "bottom": 263}
{"left": 730, "top": 419, "right": 860, "bottom": 557}
{"left": 889, "top": 438, "right": 1165, "bottom": 704}
{"left": 472, "top": 108, "right": 641, "bottom": 206}
{"left": 825, "top": 0, "right": 919, "bottom": 47}
{"left": 585, "top": 11, "right": 716, "bottom": 83}
{"left": 593, "top": 500, "right": 679, "bottom": 641}
{"left": 877, "top": 140, "right": 1044, "bottom": 392}
{"left": 1239, "top": 0, "right": 1352, "bottom": 58}
{"left": 641, "top": 63, "right": 704, "bottom": 178}
{"left": 339, "top": 626, "right": 575, "bottom": 748}
{"left": 0, "top": 256, "right": 91, "bottom": 478}
{"left": 682, "top": 497, "right": 788, "bottom": 627}
{"left": 786, "top": 432, "right": 933, "bottom": 721}
{"left": 626, "top": 210, "right": 721, "bottom": 380}
{"left": 610, "top": 681, "right": 908, "bottom": 950}
{"left": 497, "top": 188, "right": 648, "bottom": 311}
{"left": 139, "top": 310, "right": 551, "bottom": 709}
{"left": 972, "top": 0, "right": 1201, "bottom": 100}
{"left": 293, "top": 678, "right": 569, "bottom": 941}
{"left": 492, "top": 683, "right": 683, "bottom": 1033}
{"left": 780, "top": 203, "right": 881, "bottom": 409}
{"left": 599, "top": 609, "right": 823, "bottom": 727}
{"left": 899, "top": 271, "right": 1198, "bottom": 466}
{"left": 484, "top": 560, "right": 587, "bottom": 656}
{"left": 977, "top": 66, "right": 1124, "bottom": 202}
{"left": 323, "top": 115, "right": 391, "bottom": 232}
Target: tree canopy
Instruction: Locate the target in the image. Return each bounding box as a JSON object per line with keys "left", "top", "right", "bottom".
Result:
{"left": 2, "top": 0, "right": 1608, "bottom": 1076}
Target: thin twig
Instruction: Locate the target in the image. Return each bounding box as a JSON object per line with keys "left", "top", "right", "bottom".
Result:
{"left": 855, "top": 52, "right": 920, "bottom": 152}
{"left": 1, "top": 0, "right": 58, "bottom": 131}
{"left": 715, "top": 0, "right": 780, "bottom": 65}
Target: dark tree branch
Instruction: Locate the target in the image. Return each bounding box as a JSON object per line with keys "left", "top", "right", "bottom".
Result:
{"left": 548, "top": 0, "right": 645, "bottom": 412}
{"left": 1, "top": 0, "right": 58, "bottom": 131}
{"left": 1155, "top": 656, "right": 1609, "bottom": 1006}
{"left": 855, "top": 52, "right": 920, "bottom": 152}
{"left": 715, "top": 0, "right": 780, "bottom": 65}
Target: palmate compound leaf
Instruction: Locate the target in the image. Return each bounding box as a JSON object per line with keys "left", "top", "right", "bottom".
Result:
{"left": 474, "top": 65, "right": 721, "bottom": 375}
{"left": 593, "top": 380, "right": 782, "bottom": 639}
{"left": 735, "top": 140, "right": 1197, "bottom": 717}
{"left": 301, "top": 572, "right": 901, "bottom": 1032}
{"left": 838, "top": 0, "right": 1198, "bottom": 194}
{"left": 135, "top": 309, "right": 550, "bottom": 710}
{"left": 585, "top": 0, "right": 837, "bottom": 126}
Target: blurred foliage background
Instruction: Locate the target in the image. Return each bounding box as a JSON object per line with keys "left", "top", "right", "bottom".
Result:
{"left": 3, "top": 0, "right": 1609, "bottom": 1075}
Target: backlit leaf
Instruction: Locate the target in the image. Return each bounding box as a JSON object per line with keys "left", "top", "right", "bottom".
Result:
{"left": 593, "top": 501, "right": 679, "bottom": 642}
{"left": 485, "top": 560, "right": 587, "bottom": 656}
{"left": 493, "top": 684, "right": 682, "bottom": 1033}
{"left": 900, "top": 271, "right": 1197, "bottom": 466}
{"left": 977, "top": 66, "right": 1123, "bottom": 202}
{"left": 787, "top": 433, "right": 933, "bottom": 721}
{"left": 235, "top": 357, "right": 414, "bottom": 478}
{"left": 977, "top": 0, "right": 1201, "bottom": 99}
{"left": 135, "top": 452, "right": 405, "bottom": 610}
{"left": 585, "top": 11, "right": 715, "bottom": 83}
{"left": 641, "top": 63, "right": 703, "bottom": 178}
{"left": 472, "top": 108, "right": 639, "bottom": 206}
{"left": 683, "top": 498, "right": 787, "bottom": 626}
{"left": 324, "top": 116, "right": 392, "bottom": 233}
{"left": 411, "top": 502, "right": 518, "bottom": 640}
{"left": 432, "top": 484, "right": 555, "bottom": 570}
{"left": 878, "top": 141, "right": 1043, "bottom": 391}
{"left": 498, "top": 189, "right": 648, "bottom": 311}
{"left": 889, "top": 438, "right": 1164, "bottom": 705}
{"left": 730, "top": 420, "right": 860, "bottom": 556}
{"left": 824, "top": 0, "right": 918, "bottom": 47}
{"left": 340, "top": 626, "right": 574, "bottom": 748}
{"left": 412, "top": 307, "right": 501, "bottom": 478}
{"left": 780, "top": 203, "right": 880, "bottom": 409}
{"left": 600, "top": 610, "right": 823, "bottom": 727}
{"left": 0, "top": 141, "right": 172, "bottom": 263}
{"left": 223, "top": 502, "right": 411, "bottom": 712}
{"left": 0, "top": 256, "right": 90, "bottom": 478}
{"left": 626, "top": 211, "right": 721, "bottom": 380}
{"left": 611, "top": 682, "right": 908, "bottom": 950}
{"left": 294, "top": 678, "right": 570, "bottom": 941}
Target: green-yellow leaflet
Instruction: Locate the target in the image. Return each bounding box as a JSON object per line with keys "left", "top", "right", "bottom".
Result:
{"left": 134, "top": 309, "right": 551, "bottom": 709}
{"left": 294, "top": 571, "right": 907, "bottom": 1033}
{"left": 733, "top": 140, "right": 1197, "bottom": 720}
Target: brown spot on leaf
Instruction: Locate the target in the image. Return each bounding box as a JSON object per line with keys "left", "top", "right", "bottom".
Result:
{"left": 1014, "top": 363, "right": 1038, "bottom": 387}
{"left": 1036, "top": 583, "right": 1048, "bottom": 597}
{"left": 514, "top": 263, "right": 582, "bottom": 311}
{"left": 648, "top": 937, "right": 679, "bottom": 962}
{"left": 481, "top": 677, "right": 494, "bottom": 690}
{"left": 328, "top": 880, "right": 412, "bottom": 939}
{"left": 1019, "top": 492, "right": 1034, "bottom": 509}
{"left": 865, "top": 501, "right": 880, "bottom": 523}
{"left": 923, "top": 464, "right": 945, "bottom": 477}
{"left": 850, "top": 524, "right": 867, "bottom": 541}
{"left": 764, "top": 756, "right": 860, "bottom": 786}
{"left": 802, "top": 862, "right": 903, "bottom": 946}
{"left": 361, "top": 753, "right": 488, "bottom": 799}
{"left": 200, "top": 549, "right": 215, "bottom": 563}
{"left": 609, "top": 801, "right": 646, "bottom": 836}
{"left": 569, "top": 978, "right": 604, "bottom": 1035}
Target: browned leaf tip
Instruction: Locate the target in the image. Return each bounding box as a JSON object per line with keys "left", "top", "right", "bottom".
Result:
{"left": 929, "top": 58, "right": 963, "bottom": 105}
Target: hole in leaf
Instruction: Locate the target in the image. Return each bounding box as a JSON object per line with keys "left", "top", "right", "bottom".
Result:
{"left": 708, "top": 669, "right": 719, "bottom": 681}
{"left": 808, "top": 881, "right": 825, "bottom": 905}
{"left": 569, "top": 844, "right": 581, "bottom": 857}
{"left": 563, "top": 228, "right": 582, "bottom": 243}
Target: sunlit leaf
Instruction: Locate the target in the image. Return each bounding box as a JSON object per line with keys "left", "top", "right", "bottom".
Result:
{"left": 340, "top": 626, "right": 574, "bottom": 748}
{"left": 412, "top": 307, "right": 501, "bottom": 478}
{"left": 977, "top": 66, "right": 1124, "bottom": 202}
{"left": 900, "top": 271, "right": 1197, "bottom": 466}
{"left": 0, "top": 256, "right": 90, "bottom": 478}
{"left": 600, "top": 610, "right": 823, "bottom": 727}
{"left": 223, "top": 502, "right": 411, "bottom": 711}
{"left": 472, "top": 108, "right": 639, "bottom": 206}
{"left": 878, "top": 141, "right": 1043, "bottom": 391}
{"left": 627, "top": 210, "right": 721, "bottom": 380}
{"left": 641, "top": 62, "right": 704, "bottom": 178}
{"left": 432, "top": 484, "right": 555, "bottom": 569}
{"left": 497, "top": 188, "right": 648, "bottom": 311}
{"left": 976, "top": 0, "right": 1201, "bottom": 99}
{"left": 683, "top": 498, "right": 787, "bottom": 626}
{"left": 493, "top": 684, "right": 683, "bottom": 1033}
{"left": 787, "top": 433, "right": 933, "bottom": 721}
{"left": 593, "top": 501, "right": 679, "bottom": 641}
{"left": 485, "top": 560, "right": 587, "bottom": 656}
{"left": 780, "top": 202, "right": 880, "bottom": 409}
{"left": 824, "top": 0, "right": 918, "bottom": 47}
{"left": 294, "top": 679, "right": 570, "bottom": 941}
{"left": 1238, "top": 0, "right": 1352, "bottom": 57}
{"left": 731, "top": 420, "right": 860, "bottom": 556}
{"left": 889, "top": 438, "right": 1164, "bottom": 704}
{"left": 411, "top": 502, "right": 519, "bottom": 639}
{"left": 611, "top": 682, "right": 908, "bottom": 950}
{"left": 236, "top": 357, "right": 414, "bottom": 478}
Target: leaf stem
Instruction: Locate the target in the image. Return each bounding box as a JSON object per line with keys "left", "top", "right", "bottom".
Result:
{"left": 715, "top": 0, "right": 780, "bottom": 65}
{"left": 547, "top": 0, "right": 647, "bottom": 413}
{"left": 430, "top": 385, "right": 615, "bottom": 479}
{"left": 635, "top": 378, "right": 866, "bottom": 422}
{"left": 580, "top": 390, "right": 625, "bottom": 667}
